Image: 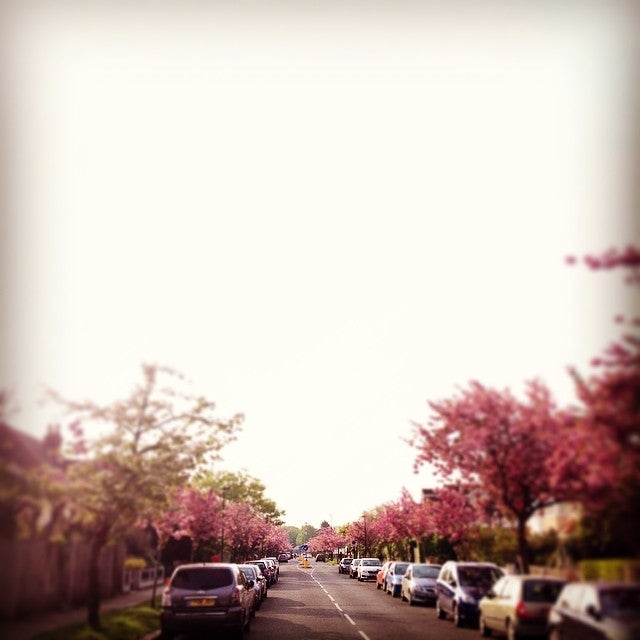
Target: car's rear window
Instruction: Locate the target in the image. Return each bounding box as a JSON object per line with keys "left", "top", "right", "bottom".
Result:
{"left": 523, "top": 580, "right": 565, "bottom": 603}
{"left": 458, "top": 566, "right": 502, "bottom": 587}
{"left": 414, "top": 565, "right": 441, "bottom": 578}
{"left": 171, "top": 568, "right": 234, "bottom": 590}
{"left": 363, "top": 559, "right": 381, "bottom": 566}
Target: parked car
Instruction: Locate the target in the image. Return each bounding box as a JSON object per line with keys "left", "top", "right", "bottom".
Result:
{"left": 160, "top": 562, "right": 252, "bottom": 639}
{"left": 384, "top": 561, "right": 411, "bottom": 596}
{"left": 349, "top": 558, "right": 362, "bottom": 579}
{"left": 436, "top": 561, "right": 504, "bottom": 627}
{"left": 262, "top": 558, "right": 279, "bottom": 583}
{"left": 264, "top": 557, "right": 280, "bottom": 580}
{"left": 278, "top": 553, "right": 290, "bottom": 563}
{"left": 548, "top": 581, "right": 640, "bottom": 640}
{"left": 238, "top": 564, "right": 266, "bottom": 612}
{"left": 479, "top": 574, "right": 565, "bottom": 639}
{"left": 245, "top": 560, "right": 274, "bottom": 587}
{"left": 358, "top": 557, "right": 383, "bottom": 582}
{"left": 339, "top": 557, "right": 353, "bottom": 574}
{"left": 377, "top": 561, "right": 393, "bottom": 590}
{"left": 316, "top": 553, "right": 326, "bottom": 562}
{"left": 401, "top": 563, "right": 442, "bottom": 606}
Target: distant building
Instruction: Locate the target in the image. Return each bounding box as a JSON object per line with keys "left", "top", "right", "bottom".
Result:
{"left": 527, "top": 502, "right": 582, "bottom": 537}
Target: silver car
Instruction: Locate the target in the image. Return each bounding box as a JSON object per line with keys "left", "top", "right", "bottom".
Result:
{"left": 401, "top": 563, "right": 441, "bottom": 605}
{"left": 161, "top": 563, "right": 253, "bottom": 639}
{"left": 548, "top": 581, "right": 640, "bottom": 640}
{"left": 239, "top": 564, "right": 266, "bottom": 612}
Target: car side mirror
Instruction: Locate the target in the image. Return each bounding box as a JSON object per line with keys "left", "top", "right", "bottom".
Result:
{"left": 586, "top": 604, "right": 601, "bottom": 621}
{"left": 486, "top": 590, "right": 496, "bottom": 599}
{"left": 247, "top": 579, "right": 254, "bottom": 588}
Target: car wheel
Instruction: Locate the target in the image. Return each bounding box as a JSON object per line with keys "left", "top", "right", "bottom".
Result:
{"left": 480, "top": 615, "right": 492, "bottom": 637}
{"left": 436, "top": 599, "right": 446, "bottom": 619}
{"left": 454, "top": 604, "right": 464, "bottom": 627}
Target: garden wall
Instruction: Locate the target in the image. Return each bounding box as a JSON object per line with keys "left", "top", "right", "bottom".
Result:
{"left": 0, "top": 539, "right": 126, "bottom": 620}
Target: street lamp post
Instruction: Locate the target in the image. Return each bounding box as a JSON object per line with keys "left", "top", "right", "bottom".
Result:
{"left": 363, "top": 514, "right": 368, "bottom": 557}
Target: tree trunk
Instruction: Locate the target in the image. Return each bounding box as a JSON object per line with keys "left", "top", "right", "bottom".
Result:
{"left": 87, "top": 524, "right": 110, "bottom": 630}
{"left": 516, "top": 518, "right": 530, "bottom": 574}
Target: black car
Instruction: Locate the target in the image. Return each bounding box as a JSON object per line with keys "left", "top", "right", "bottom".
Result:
{"left": 548, "top": 581, "right": 640, "bottom": 640}
{"left": 316, "top": 553, "right": 326, "bottom": 562}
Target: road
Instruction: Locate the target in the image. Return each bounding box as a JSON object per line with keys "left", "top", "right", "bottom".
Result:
{"left": 245, "top": 560, "right": 483, "bottom": 640}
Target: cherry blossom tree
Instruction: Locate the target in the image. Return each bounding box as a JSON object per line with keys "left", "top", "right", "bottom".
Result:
{"left": 261, "top": 523, "right": 291, "bottom": 556}
{"left": 371, "top": 490, "right": 422, "bottom": 560}
{"left": 557, "top": 246, "right": 640, "bottom": 553}
{"left": 153, "top": 485, "right": 222, "bottom": 561}
{"left": 411, "top": 379, "right": 568, "bottom": 572}
{"left": 345, "top": 511, "right": 386, "bottom": 557}
{"left": 307, "top": 525, "right": 347, "bottom": 554}
{"left": 223, "top": 501, "right": 269, "bottom": 561}
{"left": 565, "top": 246, "right": 639, "bottom": 492}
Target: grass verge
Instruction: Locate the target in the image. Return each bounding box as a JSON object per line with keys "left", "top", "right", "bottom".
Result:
{"left": 32, "top": 601, "right": 160, "bottom": 640}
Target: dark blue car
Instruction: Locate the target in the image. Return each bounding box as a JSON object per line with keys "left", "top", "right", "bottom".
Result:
{"left": 436, "top": 561, "right": 504, "bottom": 627}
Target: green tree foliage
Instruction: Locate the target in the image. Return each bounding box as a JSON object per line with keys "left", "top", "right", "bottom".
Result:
{"left": 50, "top": 364, "right": 243, "bottom": 630}
{"left": 296, "top": 523, "right": 318, "bottom": 546}
{"left": 193, "top": 469, "right": 285, "bottom": 525}
{"left": 283, "top": 526, "right": 300, "bottom": 547}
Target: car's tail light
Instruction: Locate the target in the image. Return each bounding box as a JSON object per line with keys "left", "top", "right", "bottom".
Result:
{"left": 516, "top": 601, "right": 532, "bottom": 619}
{"left": 231, "top": 586, "right": 242, "bottom": 605}
{"left": 161, "top": 586, "right": 172, "bottom": 607}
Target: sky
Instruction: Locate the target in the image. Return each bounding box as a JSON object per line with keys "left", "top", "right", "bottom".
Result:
{"left": 1, "top": 0, "right": 638, "bottom": 529}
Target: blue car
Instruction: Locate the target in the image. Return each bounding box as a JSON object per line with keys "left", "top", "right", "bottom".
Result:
{"left": 436, "top": 561, "right": 504, "bottom": 627}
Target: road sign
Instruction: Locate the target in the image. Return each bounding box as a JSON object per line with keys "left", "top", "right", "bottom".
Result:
{"left": 300, "top": 544, "right": 309, "bottom": 551}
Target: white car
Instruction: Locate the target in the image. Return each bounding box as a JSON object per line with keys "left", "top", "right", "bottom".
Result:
{"left": 357, "top": 557, "right": 382, "bottom": 582}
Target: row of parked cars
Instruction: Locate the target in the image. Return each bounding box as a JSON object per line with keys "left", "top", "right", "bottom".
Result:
{"left": 159, "top": 556, "right": 284, "bottom": 639}
{"left": 338, "top": 557, "right": 640, "bottom": 640}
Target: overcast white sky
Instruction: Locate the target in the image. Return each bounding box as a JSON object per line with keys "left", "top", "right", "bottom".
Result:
{"left": 1, "top": 0, "right": 638, "bottom": 529}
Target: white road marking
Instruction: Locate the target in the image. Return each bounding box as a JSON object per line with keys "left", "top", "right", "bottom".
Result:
{"left": 344, "top": 614, "right": 356, "bottom": 626}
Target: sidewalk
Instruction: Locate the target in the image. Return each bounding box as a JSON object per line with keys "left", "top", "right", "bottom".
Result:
{"left": 0, "top": 586, "right": 160, "bottom": 640}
